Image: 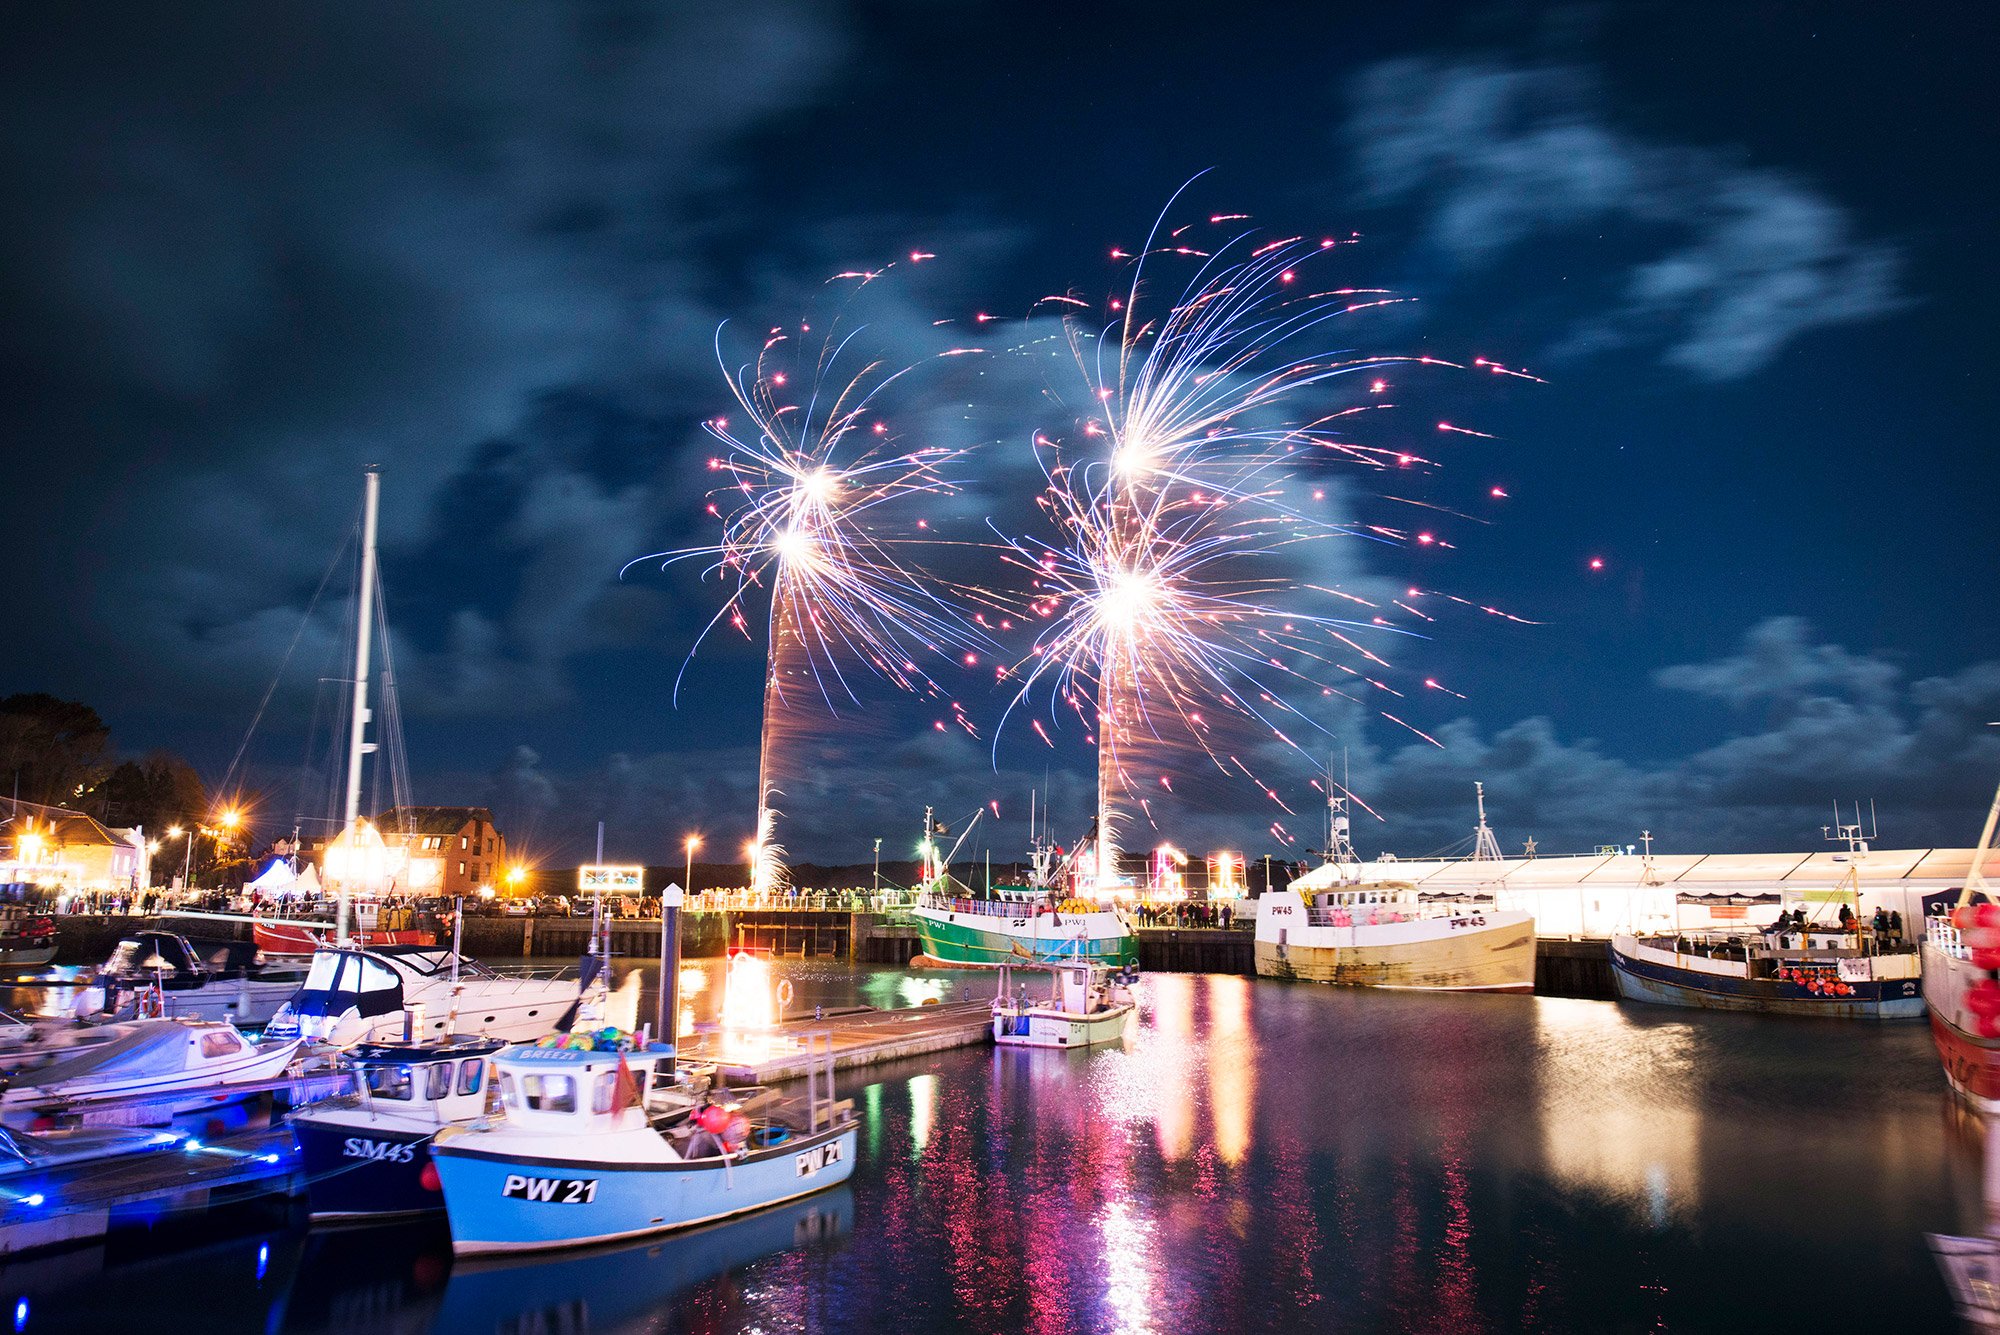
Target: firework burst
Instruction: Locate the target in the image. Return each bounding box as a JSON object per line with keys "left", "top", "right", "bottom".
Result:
{"left": 998, "top": 195, "right": 1490, "bottom": 886}
{"left": 627, "top": 323, "right": 988, "bottom": 891}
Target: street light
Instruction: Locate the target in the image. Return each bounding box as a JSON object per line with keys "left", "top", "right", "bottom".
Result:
{"left": 684, "top": 835, "right": 701, "bottom": 905}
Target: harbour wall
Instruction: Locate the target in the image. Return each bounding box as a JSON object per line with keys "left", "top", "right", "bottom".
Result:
{"left": 49, "top": 915, "right": 1618, "bottom": 997}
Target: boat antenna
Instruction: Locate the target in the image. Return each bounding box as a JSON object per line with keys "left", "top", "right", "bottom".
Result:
{"left": 1471, "top": 782, "right": 1503, "bottom": 863}
{"left": 337, "top": 468, "right": 382, "bottom": 949}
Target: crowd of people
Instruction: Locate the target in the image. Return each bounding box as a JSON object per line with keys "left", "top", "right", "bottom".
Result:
{"left": 1131, "top": 900, "right": 1235, "bottom": 929}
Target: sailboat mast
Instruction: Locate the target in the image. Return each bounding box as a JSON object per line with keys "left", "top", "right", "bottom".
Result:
{"left": 339, "top": 468, "right": 381, "bottom": 948}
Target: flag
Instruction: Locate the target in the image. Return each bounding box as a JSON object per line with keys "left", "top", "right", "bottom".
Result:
{"left": 612, "top": 1053, "right": 641, "bottom": 1113}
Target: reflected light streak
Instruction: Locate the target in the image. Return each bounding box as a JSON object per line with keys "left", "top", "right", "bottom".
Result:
{"left": 1204, "top": 975, "right": 1254, "bottom": 1165}
{"left": 909, "top": 1074, "right": 938, "bottom": 1156}
{"left": 1534, "top": 998, "right": 1699, "bottom": 1227}
{"left": 1142, "top": 974, "right": 1197, "bottom": 1161}
{"left": 1095, "top": 1197, "right": 1161, "bottom": 1335}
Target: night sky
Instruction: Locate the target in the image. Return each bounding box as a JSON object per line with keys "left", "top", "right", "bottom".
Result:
{"left": 4, "top": 2, "right": 1996, "bottom": 870}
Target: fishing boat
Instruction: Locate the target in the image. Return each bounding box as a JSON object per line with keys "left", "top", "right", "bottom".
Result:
{"left": 0, "top": 1018, "right": 302, "bottom": 1115}
{"left": 75, "top": 929, "right": 312, "bottom": 1026}
{"left": 254, "top": 900, "right": 433, "bottom": 959}
{"left": 991, "top": 961, "right": 1137, "bottom": 1048}
{"left": 909, "top": 805, "right": 1139, "bottom": 969}
{"left": 1254, "top": 881, "right": 1536, "bottom": 991}
{"left": 1610, "top": 886, "right": 1923, "bottom": 1019}
{"left": 432, "top": 1036, "right": 857, "bottom": 1255}
{"left": 261, "top": 944, "right": 580, "bottom": 1046}
{"left": 1923, "top": 779, "right": 2000, "bottom": 1110}
{"left": 913, "top": 888, "right": 1140, "bottom": 970}
{"left": 289, "top": 1033, "right": 505, "bottom": 1219}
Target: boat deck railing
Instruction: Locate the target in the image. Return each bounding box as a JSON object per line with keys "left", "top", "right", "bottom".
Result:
{"left": 1928, "top": 915, "right": 1967, "bottom": 960}
{"left": 1648, "top": 927, "right": 1920, "bottom": 959}
{"left": 919, "top": 895, "right": 1026, "bottom": 919}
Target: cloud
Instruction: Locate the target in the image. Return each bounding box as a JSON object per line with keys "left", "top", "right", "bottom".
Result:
{"left": 0, "top": 1, "right": 850, "bottom": 718}
{"left": 428, "top": 618, "right": 2000, "bottom": 869}
{"left": 1348, "top": 57, "right": 1904, "bottom": 378}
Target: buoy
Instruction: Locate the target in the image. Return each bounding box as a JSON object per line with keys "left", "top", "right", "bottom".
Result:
{"left": 419, "top": 1161, "right": 442, "bottom": 1192}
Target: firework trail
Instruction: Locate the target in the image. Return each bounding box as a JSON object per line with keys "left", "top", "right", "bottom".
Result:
{"left": 997, "top": 193, "right": 1487, "bottom": 885}
{"left": 626, "top": 318, "right": 989, "bottom": 891}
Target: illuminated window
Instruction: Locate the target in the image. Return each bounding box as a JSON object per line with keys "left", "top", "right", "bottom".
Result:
{"left": 458, "top": 862, "right": 466, "bottom": 876}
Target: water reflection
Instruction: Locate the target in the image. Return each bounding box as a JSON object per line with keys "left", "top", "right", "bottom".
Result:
{"left": 3, "top": 961, "right": 1968, "bottom": 1334}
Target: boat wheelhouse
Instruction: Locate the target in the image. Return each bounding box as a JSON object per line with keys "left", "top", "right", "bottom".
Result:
{"left": 290, "top": 1033, "right": 506, "bottom": 1218}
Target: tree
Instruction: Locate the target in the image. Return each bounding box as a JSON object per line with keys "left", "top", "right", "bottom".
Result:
{"left": 0, "top": 693, "right": 110, "bottom": 809}
{"left": 98, "top": 751, "right": 208, "bottom": 833}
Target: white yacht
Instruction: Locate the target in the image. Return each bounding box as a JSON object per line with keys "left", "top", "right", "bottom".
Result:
{"left": 263, "top": 945, "right": 580, "bottom": 1046}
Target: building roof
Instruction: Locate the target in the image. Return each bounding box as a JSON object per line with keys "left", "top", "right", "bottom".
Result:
{"left": 374, "top": 806, "right": 498, "bottom": 837}
{"left": 1, "top": 799, "right": 128, "bottom": 848}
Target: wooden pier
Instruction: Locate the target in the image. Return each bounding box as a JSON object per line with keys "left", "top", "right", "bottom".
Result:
{"left": 679, "top": 1000, "right": 995, "bottom": 1084}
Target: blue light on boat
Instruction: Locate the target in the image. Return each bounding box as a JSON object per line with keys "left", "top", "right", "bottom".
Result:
{"left": 184, "top": 1139, "right": 203, "bottom": 1153}
{"left": 13, "top": 1297, "right": 26, "bottom": 1331}
{"left": 19, "top": 1196, "right": 40, "bottom": 1208}
{"left": 255, "top": 1242, "right": 269, "bottom": 1280}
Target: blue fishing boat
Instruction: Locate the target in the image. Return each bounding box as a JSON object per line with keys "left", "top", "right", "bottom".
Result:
{"left": 289, "top": 1034, "right": 505, "bottom": 1220}
{"left": 431, "top": 1038, "right": 857, "bottom": 1255}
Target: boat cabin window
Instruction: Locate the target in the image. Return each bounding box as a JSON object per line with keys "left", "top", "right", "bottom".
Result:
{"left": 200, "top": 1031, "right": 243, "bottom": 1058}
{"left": 498, "top": 1072, "right": 516, "bottom": 1109}
{"left": 305, "top": 952, "right": 344, "bottom": 992}
{"left": 359, "top": 958, "right": 400, "bottom": 994}
{"left": 425, "top": 1063, "right": 452, "bottom": 1100}
{"left": 366, "top": 1065, "right": 415, "bottom": 1101}
{"left": 457, "top": 1059, "right": 485, "bottom": 1096}
{"left": 522, "top": 1073, "right": 575, "bottom": 1113}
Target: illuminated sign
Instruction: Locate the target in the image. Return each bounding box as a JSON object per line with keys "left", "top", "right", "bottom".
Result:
{"left": 578, "top": 865, "right": 644, "bottom": 891}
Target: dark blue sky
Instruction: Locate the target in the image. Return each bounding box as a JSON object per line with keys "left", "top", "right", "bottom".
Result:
{"left": 3, "top": 1, "right": 1995, "bottom": 869}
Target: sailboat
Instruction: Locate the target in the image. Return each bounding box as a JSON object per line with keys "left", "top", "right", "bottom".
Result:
{"left": 258, "top": 472, "right": 578, "bottom": 1047}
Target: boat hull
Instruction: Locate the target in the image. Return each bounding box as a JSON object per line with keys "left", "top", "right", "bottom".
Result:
{"left": 434, "top": 1123, "right": 858, "bottom": 1255}
{"left": 1254, "top": 913, "right": 1535, "bottom": 992}
{"left": 912, "top": 907, "right": 1137, "bottom": 969}
{"left": 292, "top": 1115, "right": 446, "bottom": 1219}
{"left": 255, "top": 921, "right": 433, "bottom": 958}
{"left": 1610, "top": 940, "right": 1923, "bottom": 1019}
{"left": 1923, "top": 938, "right": 2000, "bottom": 1111}
{"left": 993, "top": 1003, "right": 1133, "bottom": 1048}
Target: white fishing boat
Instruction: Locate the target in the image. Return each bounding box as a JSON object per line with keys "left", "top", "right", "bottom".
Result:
{"left": 262, "top": 944, "right": 580, "bottom": 1046}
{"left": 991, "top": 961, "right": 1137, "bottom": 1049}
{"left": 433, "top": 1037, "right": 857, "bottom": 1255}
{"left": 1254, "top": 883, "right": 1535, "bottom": 992}
{"left": 1260, "top": 782, "right": 1535, "bottom": 992}
{"left": 0, "top": 1019, "right": 302, "bottom": 1113}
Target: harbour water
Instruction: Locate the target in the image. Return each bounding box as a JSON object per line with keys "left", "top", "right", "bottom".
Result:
{"left": 2, "top": 959, "right": 1974, "bottom": 1333}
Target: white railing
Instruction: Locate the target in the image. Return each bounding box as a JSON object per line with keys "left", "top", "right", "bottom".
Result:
{"left": 1929, "top": 915, "right": 1967, "bottom": 960}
